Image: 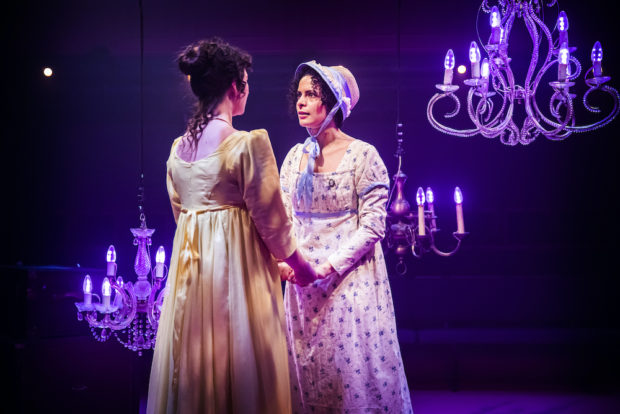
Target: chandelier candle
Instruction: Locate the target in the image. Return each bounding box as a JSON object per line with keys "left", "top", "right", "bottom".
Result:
{"left": 469, "top": 42, "right": 481, "bottom": 78}
{"left": 102, "top": 277, "right": 112, "bottom": 309}
{"left": 558, "top": 46, "right": 570, "bottom": 81}
{"left": 454, "top": 187, "right": 465, "bottom": 234}
{"left": 426, "top": 187, "right": 437, "bottom": 230}
{"left": 489, "top": 6, "right": 501, "bottom": 44}
{"left": 444, "top": 49, "right": 455, "bottom": 85}
{"left": 83, "top": 275, "right": 93, "bottom": 307}
{"left": 106, "top": 245, "right": 117, "bottom": 277}
{"left": 592, "top": 41, "right": 603, "bottom": 77}
{"left": 416, "top": 187, "right": 426, "bottom": 236}
{"left": 155, "top": 246, "right": 166, "bottom": 279}
{"left": 557, "top": 11, "right": 569, "bottom": 47}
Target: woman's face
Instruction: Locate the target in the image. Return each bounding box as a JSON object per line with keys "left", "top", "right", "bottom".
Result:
{"left": 233, "top": 70, "right": 249, "bottom": 116}
{"left": 296, "top": 75, "right": 327, "bottom": 130}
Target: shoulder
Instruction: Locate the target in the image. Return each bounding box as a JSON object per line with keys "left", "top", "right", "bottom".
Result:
{"left": 167, "top": 136, "right": 184, "bottom": 162}
{"left": 345, "top": 139, "right": 385, "bottom": 167}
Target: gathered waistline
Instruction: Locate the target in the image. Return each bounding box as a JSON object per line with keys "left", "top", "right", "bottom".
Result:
{"left": 180, "top": 205, "right": 242, "bottom": 215}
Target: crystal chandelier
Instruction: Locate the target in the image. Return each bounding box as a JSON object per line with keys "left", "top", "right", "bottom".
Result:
{"left": 72, "top": 0, "right": 168, "bottom": 354}
{"left": 74, "top": 215, "right": 168, "bottom": 355}
{"left": 427, "top": 0, "right": 619, "bottom": 145}
{"left": 386, "top": 124, "right": 468, "bottom": 275}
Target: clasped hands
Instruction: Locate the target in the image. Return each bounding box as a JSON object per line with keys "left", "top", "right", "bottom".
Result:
{"left": 278, "top": 261, "right": 335, "bottom": 287}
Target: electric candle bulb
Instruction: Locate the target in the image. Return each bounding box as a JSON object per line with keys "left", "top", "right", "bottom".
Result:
{"left": 490, "top": 6, "right": 501, "bottom": 28}
{"left": 425, "top": 187, "right": 434, "bottom": 204}
{"left": 443, "top": 49, "right": 455, "bottom": 85}
{"left": 469, "top": 41, "right": 481, "bottom": 78}
{"left": 489, "top": 6, "right": 501, "bottom": 44}
{"left": 454, "top": 187, "right": 465, "bottom": 234}
{"left": 591, "top": 41, "right": 603, "bottom": 77}
{"left": 481, "top": 58, "right": 490, "bottom": 79}
{"left": 106, "top": 245, "right": 117, "bottom": 276}
{"left": 102, "top": 277, "right": 111, "bottom": 308}
{"left": 426, "top": 187, "right": 437, "bottom": 230}
{"left": 416, "top": 187, "right": 426, "bottom": 236}
{"left": 558, "top": 45, "right": 570, "bottom": 81}
{"left": 155, "top": 246, "right": 166, "bottom": 278}
{"left": 83, "top": 275, "right": 92, "bottom": 306}
{"left": 557, "top": 11, "right": 569, "bottom": 47}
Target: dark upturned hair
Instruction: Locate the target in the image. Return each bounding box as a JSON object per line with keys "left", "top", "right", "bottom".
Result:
{"left": 177, "top": 37, "right": 252, "bottom": 148}
{"left": 288, "top": 65, "right": 343, "bottom": 129}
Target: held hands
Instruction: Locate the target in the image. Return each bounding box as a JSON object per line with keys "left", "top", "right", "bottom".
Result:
{"left": 279, "top": 255, "right": 335, "bottom": 287}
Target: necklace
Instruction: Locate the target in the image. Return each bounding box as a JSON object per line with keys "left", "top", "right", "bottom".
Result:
{"left": 211, "top": 116, "right": 232, "bottom": 127}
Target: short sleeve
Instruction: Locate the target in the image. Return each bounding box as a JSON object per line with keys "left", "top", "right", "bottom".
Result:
{"left": 237, "top": 129, "right": 297, "bottom": 260}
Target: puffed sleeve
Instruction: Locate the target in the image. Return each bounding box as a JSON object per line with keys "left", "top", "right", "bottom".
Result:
{"left": 327, "top": 144, "right": 390, "bottom": 275}
{"left": 166, "top": 138, "right": 182, "bottom": 224}
{"left": 237, "top": 129, "right": 297, "bottom": 260}
{"left": 279, "top": 143, "right": 301, "bottom": 224}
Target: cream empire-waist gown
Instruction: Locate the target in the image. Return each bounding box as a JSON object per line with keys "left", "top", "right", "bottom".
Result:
{"left": 147, "top": 129, "right": 295, "bottom": 414}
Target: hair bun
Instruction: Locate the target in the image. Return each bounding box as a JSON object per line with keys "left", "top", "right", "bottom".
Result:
{"left": 178, "top": 45, "right": 205, "bottom": 76}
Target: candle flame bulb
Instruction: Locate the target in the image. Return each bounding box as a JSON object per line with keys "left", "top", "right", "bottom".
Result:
{"left": 591, "top": 41, "right": 603, "bottom": 63}
{"left": 444, "top": 49, "right": 455, "bottom": 70}
{"left": 156, "top": 246, "right": 166, "bottom": 264}
{"left": 481, "top": 58, "right": 490, "bottom": 79}
{"left": 591, "top": 41, "right": 603, "bottom": 77}
{"left": 454, "top": 187, "right": 463, "bottom": 204}
{"left": 83, "top": 275, "right": 92, "bottom": 294}
{"left": 102, "top": 277, "right": 111, "bottom": 297}
{"left": 557, "top": 11, "right": 569, "bottom": 32}
{"left": 469, "top": 42, "right": 480, "bottom": 63}
{"left": 490, "top": 6, "right": 501, "bottom": 28}
{"left": 117, "top": 276, "right": 124, "bottom": 286}
{"left": 416, "top": 187, "right": 426, "bottom": 205}
{"left": 425, "top": 187, "right": 434, "bottom": 204}
{"left": 454, "top": 187, "right": 465, "bottom": 234}
{"left": 106, "top": 245, "right": 116, "bottom": 263}
{"left": 106, "top": 245, "right": 117, "bottom": 276}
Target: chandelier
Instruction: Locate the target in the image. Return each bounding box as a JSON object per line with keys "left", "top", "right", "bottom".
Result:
{"left": 427, "top": 0, "right": 619, "bottom": 145}
{"left": 385, "top": 0, "right": 468, "bottom": 275}
{"left": 72, "top": 0, "right": 168, "bottom": 354}
{"left": 74, "top": 215, "right": 168, "bottom": 355}
{"left": 385, "top": 124, "right": 468, "bottom": 275}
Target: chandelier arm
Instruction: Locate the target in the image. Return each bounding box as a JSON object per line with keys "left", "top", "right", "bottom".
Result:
{"left": 427, "top": 93, "right": 480, "bottom": 137}
{"left": 523, "top": 3, "right": 542, "bottom": 95}
{"left": 469, "top": 74, "right": 515, "bottom": 139}
{"left": 109, "top": 282, "right": 139, "bottom": 330}
{"left": 429, "top": 239, "right": 462, "bottom": 257}
{"left": 525, "top": 2, "right": 556, "bottom": 93}
{"left": 567, "top": 85, "right": 620, "bottom": 132}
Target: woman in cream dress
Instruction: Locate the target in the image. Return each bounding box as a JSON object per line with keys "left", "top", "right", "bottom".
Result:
{"left": 147, "top": 38, "right": 316, "bottom": 414}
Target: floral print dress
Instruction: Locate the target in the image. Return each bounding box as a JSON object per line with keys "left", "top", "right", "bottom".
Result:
{"left": 280, "top": 139, "right": 413, "bottom": 414}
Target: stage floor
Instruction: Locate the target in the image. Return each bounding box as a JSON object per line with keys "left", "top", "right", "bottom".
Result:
{"left": 411, "top": 390, "right": 620, "bottom": 414}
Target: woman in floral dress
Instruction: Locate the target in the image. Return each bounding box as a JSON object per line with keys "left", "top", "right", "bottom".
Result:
{"left": 279, "top": 61, "right": 413, "bottom": 413}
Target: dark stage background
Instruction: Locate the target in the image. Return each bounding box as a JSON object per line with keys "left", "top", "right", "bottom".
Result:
{"left": 2, "top": 0, "right": 620, "bottom": 412}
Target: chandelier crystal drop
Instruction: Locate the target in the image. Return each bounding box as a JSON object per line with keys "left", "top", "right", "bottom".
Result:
{"left": 427, "top": 0, "right": 619, "bottom": 145}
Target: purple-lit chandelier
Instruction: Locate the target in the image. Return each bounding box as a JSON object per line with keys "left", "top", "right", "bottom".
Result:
{"left": 73, "top": 0, "right": 168, "bottom": 354}
{"left": 74, "top": 216, "right": 168, "bottom": 355}
{"left": 427, "top": 0, "right": 619, "bottom": 145}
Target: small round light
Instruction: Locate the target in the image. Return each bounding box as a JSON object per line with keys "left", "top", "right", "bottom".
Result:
{"left": 43, "top": 67, "right": 53, "bottom": 77}
{"left": 457, "top": 65, "right": 467, "bottom": 74}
